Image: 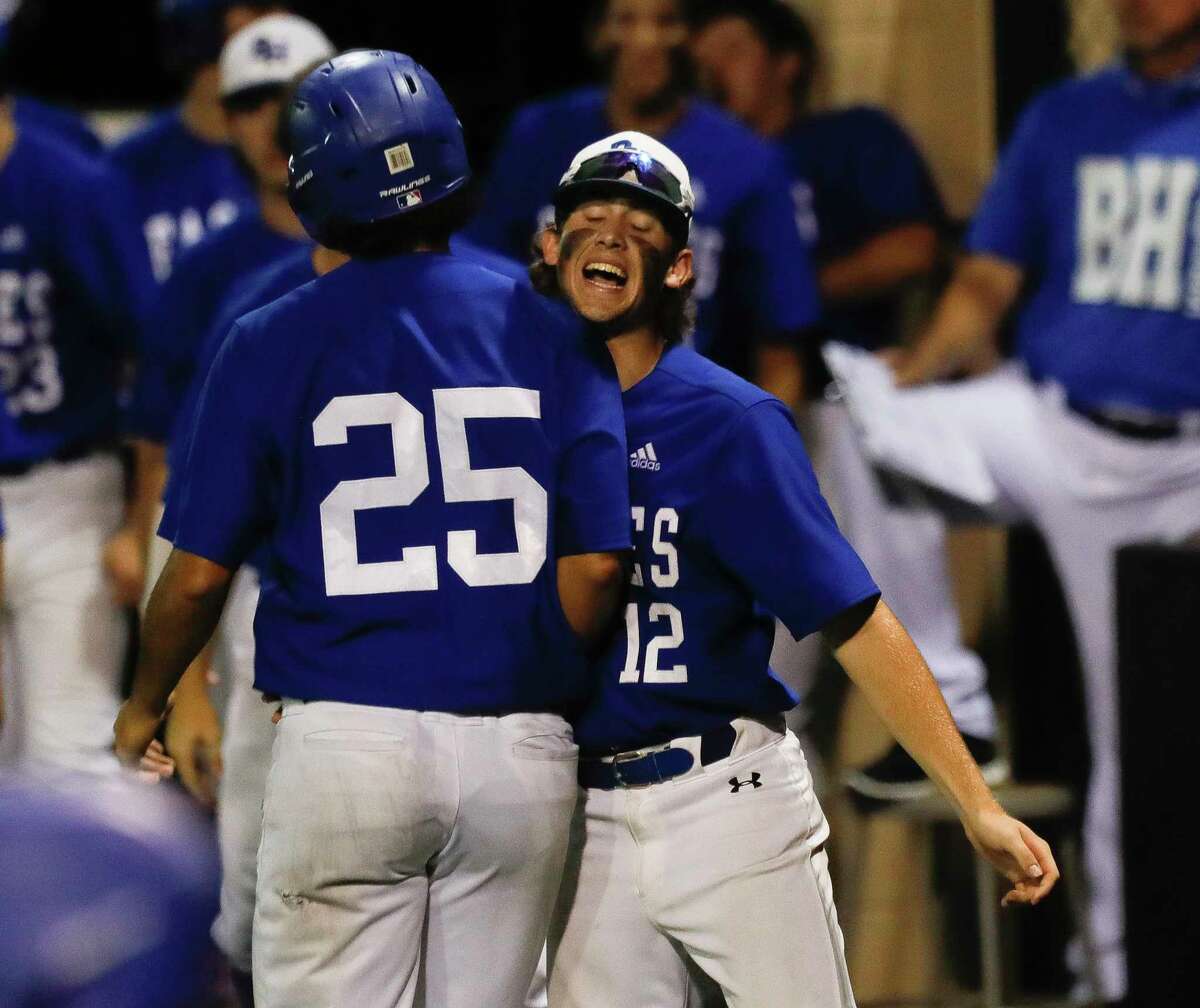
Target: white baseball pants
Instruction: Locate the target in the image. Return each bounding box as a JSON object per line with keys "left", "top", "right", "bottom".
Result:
{"left": 549, "top": 721, "right": 854, "bottom": 1008}
{"left": 253, "top": 700, "right": 579, "bottom": 1008}
{"left": 841, "top": 364, "right": 1200, "bottom": 1000}
{"left": 0, "top": 454, "right": 126, "bottom": 775}
{"left": 209, "top": 564, "right": 270, "bottom": 973}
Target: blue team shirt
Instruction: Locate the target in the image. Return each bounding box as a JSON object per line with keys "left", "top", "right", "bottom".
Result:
{"left": 466, "top": 88, "right": 819, "bottom": 356}
{"left": 0, "top": 127, "right": 152, "bottom": 465}
{"left": 12, "top": 96, "right": 102, "bottom": 154}
{"left": 574, "top": 346, "right": 879, "bottom": 753}
{"left": 776, "top": 106, "right": 944, "bottom": 351}
{"left": 130, "top": 211, "right": 308, "bottom": 445}
{"left": 164, "top": 255, "right": 630, "bottom": 714}
{"left": 968, "top": 63, "right": 1200, "bottom": 413}
{"left": 108, "top": 109, "right": 252, "bottom": 284}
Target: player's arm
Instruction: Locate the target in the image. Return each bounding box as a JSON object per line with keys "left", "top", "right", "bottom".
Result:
{"left": 824, "top": 597, "right": 1058, "bottom": 905}
{"left": 819, "top": 222, "right": 939, "bottom": 302}
{"left": 889, "top": 253, "right": 1022, "bottom": 386}
{"left": 892, "top": 92, "right": 1049, "bottom": 387}
{"left": 104, "top": 438, "right": 168, "bottom": 606}
{"left": 557, "top": 551, "right": 628, "bottom": 646}
{"left": 115, "top": 549, "right": 233, "bottom": 765}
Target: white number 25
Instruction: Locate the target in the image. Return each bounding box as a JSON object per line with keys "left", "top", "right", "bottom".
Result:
{"left": 313, "top": 388, "right": 547, "bottom": 596}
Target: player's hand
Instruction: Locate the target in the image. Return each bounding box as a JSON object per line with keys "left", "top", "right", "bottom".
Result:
{"left": 138, "top": 738, "right": 177, "bottom": 783}
{"left": 164, "top": 686, "right": 223, "bottom": 808}
{"left": 883, "top": 335, "right": 998, "bottom": 388}
{"left": 113, "top": 696, "right": 167, "bottom": 769}
{"left": 962, "top": 804, "right": 1059, "bottom": 906}
{"left": 103, "top": 524, "right": 147, "bottom": 607}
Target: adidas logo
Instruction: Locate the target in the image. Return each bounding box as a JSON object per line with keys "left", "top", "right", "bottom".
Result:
{"left": 630, "top": 442, "right": 661, "bottom": 471}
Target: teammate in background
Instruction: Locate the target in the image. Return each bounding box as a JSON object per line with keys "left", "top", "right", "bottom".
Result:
{"left": 110, "top": 0, "right": 284, "bottom": 285}
{"left": 533, "top": 132, "right": 1057, "bottom": 1008}
{"left": 0, "top": 89, "right": 153, "bottom": 774}
{"left": 466, "top": 0, "right": 820, "bottom": 403}
{"left": 104, "top": 1, "right": 283, "bottom": 608}
{"left": 116, "top": 50, "right": 631, "bottom": 1005}
{"left": 690, "top": 0, "right": 1004, "bottom": 793}
{"left": 825, "top": 1, "right": 1200, "bottom": 1000}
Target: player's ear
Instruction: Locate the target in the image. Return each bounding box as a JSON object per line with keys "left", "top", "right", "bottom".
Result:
{"left": 664, "top": 247, "right": 693, "bottom": 290}
{"left": 539, "top": 226, "right": 563, "bottom": 268}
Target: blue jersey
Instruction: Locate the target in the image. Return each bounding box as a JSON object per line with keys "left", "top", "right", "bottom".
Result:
{"left": 0, "top": 127, "right": 152, "bottom": 466}
{"left": 466, "top": 89, "right": 819, "bottom": 357}
{"left": 108, "top": 109, "right": 252, "bottom": 284}
{"left": 11, "top": 96, "right": 102, "bottom": 154}
{"left": 130, "top": 211, "right": 308, "bottom": 445}
{"left": 968, "top": 63, "right": 1200, "bottom": 413}
{"left": 574, "top": 346, "right": 878, "bottom": 754}
{"left": 776, "top": 106, "right": 944, "bottom": 351}
{"left": 164, "top": 255, "right": 630, "bottom": 714}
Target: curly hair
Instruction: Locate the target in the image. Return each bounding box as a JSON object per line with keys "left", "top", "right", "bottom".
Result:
{"left": 528, "top": 228, "right": 696, "bottom": 347}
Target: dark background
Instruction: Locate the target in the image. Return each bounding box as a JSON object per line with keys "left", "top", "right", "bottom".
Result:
{"left": 4, "top": 0, "right": 1076, "bottom": 183}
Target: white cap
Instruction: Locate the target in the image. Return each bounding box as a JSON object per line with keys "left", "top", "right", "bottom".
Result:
{"left": 559, "top": 131, "right": 695, "bottom": 218}
{"left": 219, "top": 14, "right": 336, "bottom": 100}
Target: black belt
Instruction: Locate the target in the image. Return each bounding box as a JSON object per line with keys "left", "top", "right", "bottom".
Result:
{"left": 579, "top": 723, "right": 737, "bottom": 790}
{"left": 0, "top": 440, "right": 113, "bottom": 477}
{"left": 1066, "top": 398, "right": 1186, "bottom": 441}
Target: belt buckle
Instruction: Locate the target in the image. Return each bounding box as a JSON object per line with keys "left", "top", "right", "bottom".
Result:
{"left": 610, "top": 750, "right": 646, "bottom": 787}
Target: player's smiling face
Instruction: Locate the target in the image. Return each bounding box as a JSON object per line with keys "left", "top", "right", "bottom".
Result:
{"left": 542, "top": 196, "right": 692, "bottom": 331}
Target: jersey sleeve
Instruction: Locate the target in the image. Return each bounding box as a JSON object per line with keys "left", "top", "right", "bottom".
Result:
{"left": 697, "top": 400, "right": 879, "bottom": 639}
{"left": 728, "top": 152, "right": 822, "bottom": 338}
{"left": 164, "top": 322, "right": 274, "bottom": 568}
{"left": 463, "top": 106, "right": 548, "bottom": 261}
{"left": 965, "top": 91, "right": 1051, "bottom": 268}
{"left": 553, "top": 337, "right": 631, "bottom": 557}
{"left": 849, "top": 109, "right": 944, "bottom": 231}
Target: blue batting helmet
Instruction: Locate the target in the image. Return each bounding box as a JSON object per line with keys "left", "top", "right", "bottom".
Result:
{"left": 285, "top": 50, "right": 471, "bottom": 246}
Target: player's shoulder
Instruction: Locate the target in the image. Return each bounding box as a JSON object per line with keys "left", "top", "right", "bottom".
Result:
{"left": 450, "top": 233, "right": 529, "bottom": 283}
{"left": 677, "top": 99, "right": 785, "bottom": 188}
{"left": 512, "top": 87, "right": 605, "bottom": 133}
{"left": 654, "top": 344, "right": 780, "bottom": 417}
{"left": 12, "top": 96, "right": 101, "bottom": 154}
{"left": 680, "top": 99, "right": 775, "bottom": 156}
{"left": 799, "top": 104, "right": 911, "bottom": 145}
{"left": 13, "top": 122, "right": 110, "bottom": 187}
{"left": 108, "top": 109, "right": 187, "bottom": 168}
{"left": 1013, "top": 64, "right": 1127, "bottom": 131}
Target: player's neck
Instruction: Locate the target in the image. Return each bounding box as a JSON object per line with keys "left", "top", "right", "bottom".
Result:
{"left": 0, "top": 105, "right": 15, "bottom": 169}
{"left": 605, "top": 328, "right": 666, "bottom": 391}
{"left": 754, "top": 93, "right": 799, "bottom": 139}
{"left": 312, "top": 246, "right": 349, "bottom": 276}
{"left": 180, "top": 67, "right": 230, "bottom": 145}
{"left": 259, "top": 187, "right": 309, "bottom": 240}
{"left": 1132, "top": 37, "right": 1200, "bottom": 81}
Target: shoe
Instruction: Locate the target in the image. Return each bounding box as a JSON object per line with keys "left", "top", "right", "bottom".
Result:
{"left": 844, "top": 734, "right": 1010, "bottom": 812}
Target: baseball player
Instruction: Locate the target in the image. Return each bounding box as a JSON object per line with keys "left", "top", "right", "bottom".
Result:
{"left": 115, "top": 49, "right": 631, "bottom": 1006}
{"left": 466, "top": 0, "right": 819, "bottom": 402}
{"left": 690, "top": 0, "right": 1004, "bottom": 793}
{"left": 532, "top": 132, "right": 1058, "bottom": 1008}
{"left": 0, "top": 87, "right": 153, "bottom": 774}
{"left": 821, "top": 1, "right": 1200, "bottom": 1000}
{"left": 108, "top": 1, "right": 286, "bottom": 287}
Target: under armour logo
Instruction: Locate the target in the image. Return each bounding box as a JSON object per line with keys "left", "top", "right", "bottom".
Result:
{"left": 252, "top": 36, "right": 289, "bottom": 61}
{"left": 611, "top": 139, "right": 634, "bottom": 149}
{"left": 729, "top": 772, "right": 762, "bottom": 793}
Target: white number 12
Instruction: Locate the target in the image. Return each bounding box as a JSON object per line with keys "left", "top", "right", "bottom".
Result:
{"left": 313, "top": 388, "right": 547, "bottom": 596}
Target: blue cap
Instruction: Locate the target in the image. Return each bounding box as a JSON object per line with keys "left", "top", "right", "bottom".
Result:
{"left": 286, "top": 49, "right": 471, "bottom": 246}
